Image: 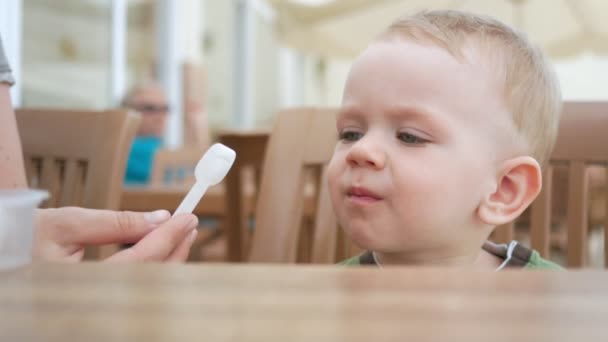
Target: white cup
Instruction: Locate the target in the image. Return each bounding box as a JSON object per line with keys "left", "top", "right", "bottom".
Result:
{"left": 0, "top": 189, "right": 48, "bottom": 270}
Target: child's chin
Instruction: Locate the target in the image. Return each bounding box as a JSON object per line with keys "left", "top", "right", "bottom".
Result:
{"left": 343, "top": 224, "right": 378, "bottom": 251}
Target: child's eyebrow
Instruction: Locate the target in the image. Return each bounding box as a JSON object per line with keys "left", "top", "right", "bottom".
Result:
{"left": 387, "top": 104, "right": 437, "bottom": 121}
{"left": 386, "top": 104, "right": 449, "bottom": 133}
{"left": 337, "top": 104, "right": 450, "bottom": 137}
{"left": 337, "top": 106, "right": 364, "bottom": 119}
{"left": 336, "top": 106, "right": 366, "bottom": 127}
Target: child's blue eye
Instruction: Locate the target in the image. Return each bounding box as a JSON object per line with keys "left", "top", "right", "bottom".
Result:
{"left": 397, "top": 132, "right": 426, "bottom": 144}
{"left": 339, "top": 131, "right": 363, "bottom": 142}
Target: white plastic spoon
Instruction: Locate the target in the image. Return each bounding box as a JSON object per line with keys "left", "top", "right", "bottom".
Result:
{"left": 173, "top": 143, "right": 236, "bottom": 216}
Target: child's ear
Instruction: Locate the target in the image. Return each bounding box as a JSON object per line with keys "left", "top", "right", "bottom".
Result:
{"left": 477, "top": 156, "right": 542, "bottom": 226}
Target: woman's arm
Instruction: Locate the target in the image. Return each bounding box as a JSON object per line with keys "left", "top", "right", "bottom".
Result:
{"left": 0, "top": 35, "right": 27, "bottom": 189}
{"left": 0, "top": 83, "right": 27, "bottom": 188}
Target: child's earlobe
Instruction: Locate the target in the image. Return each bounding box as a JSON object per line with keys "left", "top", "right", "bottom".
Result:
{"left": 477, "top": 156, "right": 542, "bottom": 226}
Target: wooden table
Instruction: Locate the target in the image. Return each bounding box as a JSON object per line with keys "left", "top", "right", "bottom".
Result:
{"left": 120, "top": 184, "right": 226, "bottom": 217}
{"left": 1, "top": 264, "right": 606, "bottom": 341}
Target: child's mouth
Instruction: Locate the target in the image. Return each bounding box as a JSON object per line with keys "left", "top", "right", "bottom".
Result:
{"left": 346, "top": 186, "right": 383, "bottom": 204}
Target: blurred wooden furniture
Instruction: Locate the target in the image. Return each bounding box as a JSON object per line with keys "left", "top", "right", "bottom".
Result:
{"left": 16, "top": 108, "right": 140, "bottom": 210}
{"left": 127, "top": 146, "right": 227, "bottom": 261}
{"left": 3, "top": 263, "right": 608, "bottom": 342}
{"left": 126, "top": 146, "right": 225, "bottom": 217}
{"left": 218, "top": 128, "right": 270, "bottom": 262}
{"left": 248, "top": 108, "right": 358, "bottom": 263}
{"left": 121, "top": 185, "right": 225, "bottom": 216}
{"left": 121, "top": 184, "right": 227, "bottom": 261}
{"left": 16, "top": 109, "right": 140, "bottom": 259}
{"left": 493, "top": 101, "right": 608, "bottom": 268}
{"left": 150, "top": 147, "right": 204, "bottom": 186}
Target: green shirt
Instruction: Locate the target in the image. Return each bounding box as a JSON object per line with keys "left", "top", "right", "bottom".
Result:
{"left": 340, "top": 240, "right": 563, "bottom": 270}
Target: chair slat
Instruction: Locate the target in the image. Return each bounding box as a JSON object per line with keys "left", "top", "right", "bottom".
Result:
{"left": 59, "top": 159, "right": 79, "bottom": 207}
{"left": 72, "top": 161, "right": 87, "bottom": 207}
{"left": 286, "top": 155, "right": 310, "bottom": 263}
{"left": 530, "top": 166, "right": 553, "bottom": 258}
{"left": 311, "top": 166, "right": 339, "bottom": 263}
{"left": 566, "top": 161, "right": 589, "bottom": 267}
{"left": 39, "top": 157, "right": 60, "bottom": 208}
{"left": 23, "top": 155, "right": 37, "bottom": 187}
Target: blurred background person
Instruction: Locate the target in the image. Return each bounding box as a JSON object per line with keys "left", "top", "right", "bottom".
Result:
{"left": 122, "top": 81, "right": 169, "bottom": 185}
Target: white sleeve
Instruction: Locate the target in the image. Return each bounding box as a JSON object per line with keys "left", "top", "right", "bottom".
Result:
{"left": 0, "top": 36, "right": 15, "bottom": 86}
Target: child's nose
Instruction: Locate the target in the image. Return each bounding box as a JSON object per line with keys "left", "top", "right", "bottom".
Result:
{"left": 346, "top": 137, "right": 386, "bottom": 169}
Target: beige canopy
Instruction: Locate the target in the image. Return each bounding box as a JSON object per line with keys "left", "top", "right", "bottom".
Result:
{"left": 268, "top": 0, "right": 608, "bottom": 59}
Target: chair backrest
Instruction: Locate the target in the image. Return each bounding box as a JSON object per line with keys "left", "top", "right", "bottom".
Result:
{"left": 493, "top": 101, "right": 608, "bottom": 268}
{"left": 218, "top": 128, "right": 270, "bottom": 262}
{"left": 149, "top": 147, "right": 204, "bottom": 186}
{"left": 16, "top": 108, "right": 141, "bottom": 210}
{"left": 248, "top": 107, "right": 360, "bottom": 263}
{"left": 533, "top": 101, "right": 608, "bottom": 268}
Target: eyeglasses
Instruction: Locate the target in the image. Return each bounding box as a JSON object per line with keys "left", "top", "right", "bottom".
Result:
{"left": 125, "top": 103, "right": 170, "bottom": 114}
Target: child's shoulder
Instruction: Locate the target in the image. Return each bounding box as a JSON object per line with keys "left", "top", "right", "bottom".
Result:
{"left": 338, "top": 241, "right": 564, "bottom": 270}
{"left": 339, "top": 251, "right": 376, "bottom": 266}
{"left": 338, "top": 256, "right": 360, "bottom": 266}
{"left": 485, "top": 240, "right": 564, "bottom": 270}
{"left": 525, "top": 249, "right": 564, "bottom": 270}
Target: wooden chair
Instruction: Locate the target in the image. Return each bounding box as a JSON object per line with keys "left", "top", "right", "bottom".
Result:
{"left": 149, "top": 147, "right": 204, "bottom": 186}
{"left": 218, "top": 128, "right": 270, "bottom": 262}
{"left": 127, "top": 147, "right": 225, "bottom": 219}
{"left": 16, "top": 108, "right": 140, "bottom": 210}
{"left": 16, "top": 108, "right": 141, "bottom": 258}
{"left": 248, "top": 108, "right": 359, "bottom": 264}
{"left": 149, "top": 146, "right": 228, "bottom": 261}
{"left": 493, "top": 101, "right": 608, "bottom": 268}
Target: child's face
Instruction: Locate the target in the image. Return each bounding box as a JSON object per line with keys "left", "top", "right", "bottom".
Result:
{"left": 327, "top": 39, "right": 514, "bottom": 258}
{"left": 129, "top": 86, "right": 169, "bottom": 137}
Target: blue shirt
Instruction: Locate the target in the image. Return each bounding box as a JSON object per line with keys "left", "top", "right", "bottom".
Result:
{"left": 124, "top": 136, "right": 163, "bottom": 185}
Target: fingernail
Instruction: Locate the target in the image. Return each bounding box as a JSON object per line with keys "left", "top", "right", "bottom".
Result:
{"left": 188, "top": 215, "right": 199, "bottom": 229}
{"left": 144, "top": 210, "right": 170, "bottom": 225}
{"left": 174, "top": 214, "right": 198, "bottom": 231}
{"left": 188, "top": 229, "right": 198, "bottom": 243}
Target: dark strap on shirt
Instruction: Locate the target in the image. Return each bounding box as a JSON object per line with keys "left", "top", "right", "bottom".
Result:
{"left": 482, "top": 241, "right": 533, "bottom": 268}
{"left": 505, "top": 243, "right": 533, "bottom": 268}
{"left": 359, "top": 250, "right": 377, "bottom": 265}
{"left": 362, "top": 241, "right": 533, "bottom": 268}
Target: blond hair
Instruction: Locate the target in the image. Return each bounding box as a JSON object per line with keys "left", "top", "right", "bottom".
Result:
{"left": 379, "top": 10, "right": 562, "bottom": 167}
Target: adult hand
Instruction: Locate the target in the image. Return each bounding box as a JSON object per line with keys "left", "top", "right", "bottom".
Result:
{"left": 33, "top": 207, "right": 198, "bottom": 263}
